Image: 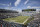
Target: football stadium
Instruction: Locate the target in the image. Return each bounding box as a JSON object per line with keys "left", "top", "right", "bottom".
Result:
{"left": 0, "top": 9, "right": 34, "bottom": 27}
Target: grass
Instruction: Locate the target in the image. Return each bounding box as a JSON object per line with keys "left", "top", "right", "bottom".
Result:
{"left": 2, "top": 16, "right": 34, "bottom": 25}
{"left": 3, "top": 16, "right": 30, "bottom": 23}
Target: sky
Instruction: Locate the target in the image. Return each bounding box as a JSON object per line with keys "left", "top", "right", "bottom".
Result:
{"left": 0, "top": 0, "right": 40, "bottom": 11}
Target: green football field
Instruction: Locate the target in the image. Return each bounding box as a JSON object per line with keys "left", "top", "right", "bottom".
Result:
{"left": 3, "top": 16, "right": 34, "bottom": 25}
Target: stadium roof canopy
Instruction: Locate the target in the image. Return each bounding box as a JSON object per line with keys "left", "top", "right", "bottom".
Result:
{"left": 22, "top": 9, "right": 36, "bottom": 12}
{"left": 0, "top": 9, "right": 18, "bottom": 13}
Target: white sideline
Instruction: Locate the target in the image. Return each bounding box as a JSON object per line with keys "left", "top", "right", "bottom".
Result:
{"left": 23, "top": 17, "right": 30, "bottom": 24}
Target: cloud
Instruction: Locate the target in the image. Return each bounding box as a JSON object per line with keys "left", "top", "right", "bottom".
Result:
{"left": 0, "top": 3, "right": 9, "bottom": 6}
{"left": 0, "top": 3, "right": 6, "bottom": 5}
{"left": 24, "top": 0, "right": 29, "bottom": 5}
{"left": 10, "top": 3, "right": 11, "bottom": 6}
{"left": 27, "top": 6, "right": 40, "bottom": 8}
{"left": 14, "top": 0, "right": 21, "bottom": 6}
{"left": 5, "top": 7, "right": 14, "bottom": 9}
{"left": 5, "top": 7, "right": 9, "bottom": 9}
{"left": 16, "top": 9, "right": 22, "bottom": 13}
{"left": 31, "top": 7, "right": 40, "bottom": 8}
{"left": 7, "top": 3, "right": 11, "bottom": 6}
{"left": 27, "top": 6, "right": 31, "bottom": 8}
